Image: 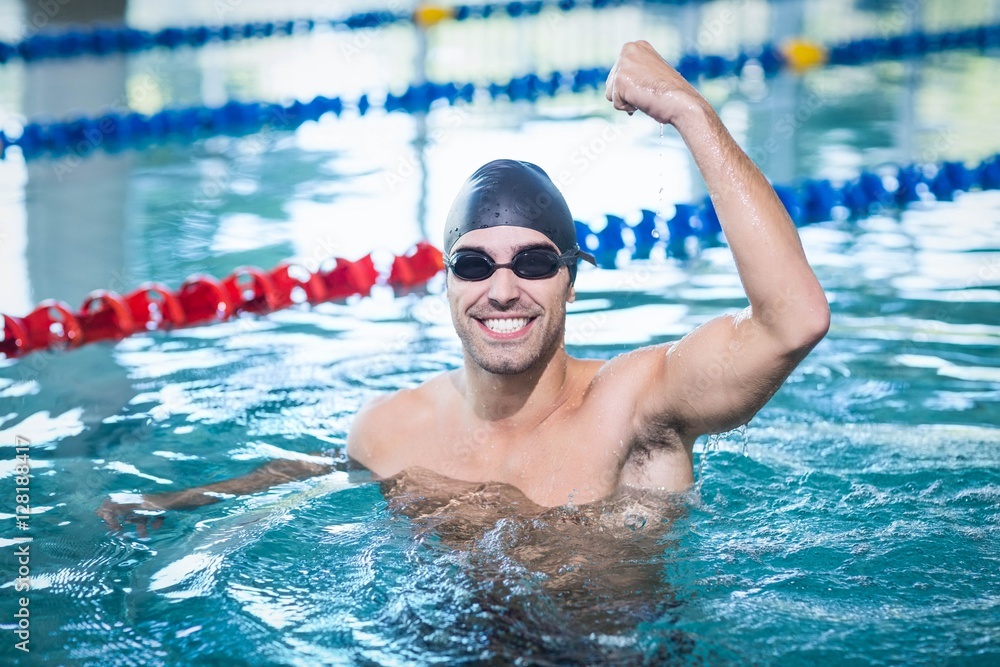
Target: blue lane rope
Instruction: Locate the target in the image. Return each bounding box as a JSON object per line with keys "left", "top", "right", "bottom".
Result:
{"left": 0, "top": 67, "right": 617, "bottom": 160}
{"left": 0, "top": 1, "right": 641, "bottom": 65}
{"left": 451, "top": 0, "right": 631, "bottom": 21}
{"left": 0, "top": 12, "right": 405, "bottom": 65}
{"left": 3, "top": 21, "right": 999, "bottom": 161}
{"left": 673, "top": 23, "right": 1000, "bottom": 79}
{"left": 575, "top": 153, "right": 1000, "bottom": 265}
{"left": 4, "top": 0, "right": 998, "bottom": 68}
{"left": 8, "top": 2, "right": 801, "bottom": 66}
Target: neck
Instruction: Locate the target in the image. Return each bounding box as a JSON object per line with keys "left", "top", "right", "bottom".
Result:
{"left": 460, "top": 343, "right": 571, "bottom": 425}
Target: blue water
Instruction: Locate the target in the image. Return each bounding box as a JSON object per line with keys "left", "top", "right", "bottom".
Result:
{"left": 2, "top": 0, "right": 1000, "bottom": 665}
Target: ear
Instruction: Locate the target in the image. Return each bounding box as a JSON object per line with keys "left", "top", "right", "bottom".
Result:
{"left": 566, "top": 282, "right": 576, "bottom": 304}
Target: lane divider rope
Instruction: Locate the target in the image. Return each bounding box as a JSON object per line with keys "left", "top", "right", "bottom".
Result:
{"left": 3, "top": 23, "right": 998, "bottom": 162}
{"left": 0, "top": 242, "right": 443, "bottom": 360}
{"left": 0, "top": 1, "right": 641, "bottom": 65}
{"left": 578, "top": 153, "right": 1000, "bottom": 266}
{"left": 1, "top": 11, "right": 406, "bottom": 65}
{"left": 4, "top": 152, "right": 998, "bottom": 360}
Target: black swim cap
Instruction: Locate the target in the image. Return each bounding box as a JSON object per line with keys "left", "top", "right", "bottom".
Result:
{"left": 443, "top": 159, "right": 596, "bottom": 283}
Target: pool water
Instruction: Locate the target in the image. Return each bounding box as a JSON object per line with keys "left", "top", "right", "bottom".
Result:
{"left": 3, "top": 0, "right": 1000, "bottom": 665}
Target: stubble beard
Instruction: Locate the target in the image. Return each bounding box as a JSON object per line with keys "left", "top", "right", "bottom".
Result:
{"left": 454, "top": 309, "right": 566, "bottom": 376}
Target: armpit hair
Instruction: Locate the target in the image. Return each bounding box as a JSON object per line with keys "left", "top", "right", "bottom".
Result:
{"left": 627, "top": 412, "right": 685, "bottom": 466}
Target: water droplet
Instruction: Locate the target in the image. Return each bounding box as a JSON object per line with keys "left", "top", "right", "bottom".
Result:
{"left": 697, "top": 424, "right": 751, "bottom": 491}
{"left": 696, "top": 431, "right": 724, "bottom": 492}
{"left": 658, "top": 123, "right": 665, "bottom": 220}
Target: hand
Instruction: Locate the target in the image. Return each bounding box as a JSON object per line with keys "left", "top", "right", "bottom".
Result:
{"left": 605, "top": 40, "right": 708, "bottom": 127}
{"left": 97, "top": 494, "right": 171, "bottom": 537}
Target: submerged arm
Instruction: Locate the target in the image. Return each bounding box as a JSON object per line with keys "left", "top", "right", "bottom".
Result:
{"left": 605, "top": 41, "right": 830, "bottom": 439}
{"left": 98, "top": 455, "right": 335, "bottom": 533}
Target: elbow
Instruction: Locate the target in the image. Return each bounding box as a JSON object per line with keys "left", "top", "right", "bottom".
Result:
{"left": 787, "top": 293, "right": 831, "bottom": 353}
{"left": 761, "top": 290, "right": 830, "bottom": 354}
{"left": 803, "top": 301, "right": 831, "bottom": 348}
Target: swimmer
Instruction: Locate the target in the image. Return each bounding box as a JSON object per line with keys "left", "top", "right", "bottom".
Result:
{"left": 99, "top": 40, "right": 829, "bottom": 531}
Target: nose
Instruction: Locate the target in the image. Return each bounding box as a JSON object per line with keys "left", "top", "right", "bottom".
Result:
{"left": 486, "top": 266, "right": 520, "bottom": 306}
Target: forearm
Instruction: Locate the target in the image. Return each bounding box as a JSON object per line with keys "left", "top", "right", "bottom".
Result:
{"left": 604, "top": 40, "right": 827, "bottom": 343}
{"left": 98, "top": 456, "right": 336, "bottom": 533}
{"left": 673, "top": 103, "right": 829, "bottom": 343}
{"left": 148, "top": 457, "right": 333, "bottom": 510}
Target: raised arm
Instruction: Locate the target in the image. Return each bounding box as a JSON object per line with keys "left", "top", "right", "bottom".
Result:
{"left": 605, "top": 41, "right": 830, "bottom": 440}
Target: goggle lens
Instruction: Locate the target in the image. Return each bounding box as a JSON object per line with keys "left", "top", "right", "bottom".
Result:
{"left": 448, "top": 249, "right": 568, "bottom": 281}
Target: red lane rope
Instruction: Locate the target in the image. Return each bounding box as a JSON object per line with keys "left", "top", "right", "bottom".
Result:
{"left": 0, "top": 242, "right": 444, "bottom": 360}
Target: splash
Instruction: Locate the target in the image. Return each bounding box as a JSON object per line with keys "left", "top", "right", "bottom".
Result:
{"left": 737, "top": 422, "right": 750, "bottom": 457}
{"left": 696, "top": 423, "right": 751, "bottom": 491}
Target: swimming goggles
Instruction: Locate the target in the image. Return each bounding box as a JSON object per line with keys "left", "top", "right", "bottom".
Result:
{"left": 445, "top": 247, "right": 582, "bottom": 281}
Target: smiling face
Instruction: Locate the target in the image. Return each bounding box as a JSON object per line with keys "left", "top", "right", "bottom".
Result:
{"left": 447, "top": 226, "right": 576, "bottom": 376}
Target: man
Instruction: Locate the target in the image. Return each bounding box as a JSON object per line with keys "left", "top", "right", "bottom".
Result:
{"left": 100, "top": 41, "right": 829, "bottom": 528}
{"left": 345, "top": 40, "right": 829, "bottom": 506}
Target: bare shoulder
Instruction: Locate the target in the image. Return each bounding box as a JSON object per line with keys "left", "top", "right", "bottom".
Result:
{"left": 346, "top": 371, "right": 455, "bottom": 476}
{"left": 585, "top": 343, "right": 674, "bottom": 400}
{"left": 579, "top": 343, "right": 686, "bottom": 442}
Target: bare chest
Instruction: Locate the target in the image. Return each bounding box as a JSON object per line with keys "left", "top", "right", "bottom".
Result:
{"left": 398, "top": 410, "right": 631, "bottom": 506}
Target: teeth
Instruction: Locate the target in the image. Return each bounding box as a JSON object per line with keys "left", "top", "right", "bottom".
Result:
{"left": 482, "top": 317, "right": 529, "bottom": 333}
